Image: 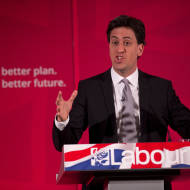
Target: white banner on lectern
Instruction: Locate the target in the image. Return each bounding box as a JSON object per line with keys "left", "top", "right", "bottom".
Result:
{"left": 64, "top": 142, "right": 190, "bottom": 171}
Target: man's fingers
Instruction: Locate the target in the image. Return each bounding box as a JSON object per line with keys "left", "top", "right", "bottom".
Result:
{"left": 56, "top": 91, "right": 64, "bottom": 105}
{"left": 55, "top": 90, "right": 76, "bottom": 121}
{"left": 56, "top": 106, "right": 60, "bottom": 113}
{"left": 55, "top": 98, "right": 59, "bottom": 105}
{"left": 68, "top": 90, "right": 78, "bottom": 103}
{"left": 56, "top": 112, "right": 64, "bottom": 122}
{"left": 58, "top": 90, "right": 62, "bottom": 99}
{"left": 56, "top": 90, "right": 77, "bottom": 105}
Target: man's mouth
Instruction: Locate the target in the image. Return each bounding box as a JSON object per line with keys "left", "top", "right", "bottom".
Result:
{"left": 115, "top": 55, "right": 124, "bottom": 62}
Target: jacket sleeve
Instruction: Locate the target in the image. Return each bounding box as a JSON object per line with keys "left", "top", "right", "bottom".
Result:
{"left": 167, "top": 81, "right": 190, "bottom": 139}
{"left": 52, "top": 81, "right": 88, "bottom": 152}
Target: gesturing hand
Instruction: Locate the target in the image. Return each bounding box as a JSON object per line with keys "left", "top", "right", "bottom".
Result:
{"left": 56, "top": 90, "right": 78, "bottom": 122}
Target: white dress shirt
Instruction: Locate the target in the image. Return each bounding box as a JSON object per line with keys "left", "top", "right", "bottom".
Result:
{"left": 55, "top": 67, "right": 140, "bottom": 131}
{"left": 111, "top": 67, "right": 140, "bottom": 122}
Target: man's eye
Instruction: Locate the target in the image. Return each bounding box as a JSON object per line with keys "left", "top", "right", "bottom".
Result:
{"left": 112, "top": 41, "right": 119, "bottom": 46}
{"left": 124, "top": 41, "right": 130, "bottom": 46}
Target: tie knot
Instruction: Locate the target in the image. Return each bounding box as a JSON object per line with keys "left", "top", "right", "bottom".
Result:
{"left": 121, "top": 78, "right": 130, "bottom": 87}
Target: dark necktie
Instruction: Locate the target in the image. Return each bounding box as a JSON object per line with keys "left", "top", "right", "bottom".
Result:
{"left": 118, "top": 79, "right": 138, "bottom": 143}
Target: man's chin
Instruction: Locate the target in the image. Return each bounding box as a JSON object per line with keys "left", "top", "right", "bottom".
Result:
{"left": 113, "top": 65, "right": 136, "bottom": 77}
{"left": 113, "top": 65, "right": 127, "bottom": 73}
{"left": 113, "top": 67, "right": 128, "bottom": 75}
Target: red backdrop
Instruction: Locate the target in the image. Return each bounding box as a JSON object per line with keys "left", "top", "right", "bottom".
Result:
{"left": 0, "top": 0, "right": 190, "bottom": 190}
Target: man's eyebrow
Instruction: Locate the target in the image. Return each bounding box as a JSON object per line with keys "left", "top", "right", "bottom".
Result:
{"left": 123, "top": 36, "right": 132, "bottom": 40}
{"left": 110, "top": 36, "right": 132, "bottom": 40}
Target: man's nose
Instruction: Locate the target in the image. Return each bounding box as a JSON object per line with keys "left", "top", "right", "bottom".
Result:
{"left": 117, "top": 43, "right": 126, "bottom": 52}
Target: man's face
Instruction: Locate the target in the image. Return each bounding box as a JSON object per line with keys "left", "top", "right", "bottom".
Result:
{"left": 109, "top": 27, "right": 144, "bottom": 77}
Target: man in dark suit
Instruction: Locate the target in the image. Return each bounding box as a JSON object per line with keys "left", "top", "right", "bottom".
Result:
{"left": 52, "top": 14, "right": 190, "bottom": 190}
{"left": 53, "top": 15, "right": 190, "bottom": 152}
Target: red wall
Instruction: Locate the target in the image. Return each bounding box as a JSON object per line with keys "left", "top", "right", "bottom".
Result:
{"left": 0, "top": 0, "right": 190, "bottom": 190}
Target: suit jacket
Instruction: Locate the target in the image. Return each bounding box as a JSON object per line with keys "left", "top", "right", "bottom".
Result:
{"left": 52, "top": 69, "right": 190, "bottom": 151}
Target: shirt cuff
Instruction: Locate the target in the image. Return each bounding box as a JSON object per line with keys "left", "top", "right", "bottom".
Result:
{"left": 54, "top": 115, "right": 70, "bottom": 131}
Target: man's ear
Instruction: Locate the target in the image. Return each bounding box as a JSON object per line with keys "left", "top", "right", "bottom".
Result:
{"left": 137, "top": 44, "right": 144, "bottom": 57}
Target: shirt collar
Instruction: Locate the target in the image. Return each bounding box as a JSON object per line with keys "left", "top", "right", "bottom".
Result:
{"left": 111, "top": 67, "right": 139, "bottom": 88}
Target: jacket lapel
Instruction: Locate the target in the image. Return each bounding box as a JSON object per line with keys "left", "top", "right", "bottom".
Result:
{"left": 100, "top": 69, "right": 116, "bottom": 116}
{"left": 100, "top": 69, "right": 117, "bottom": 137}
{"left": 138, "top": 70, "right": 150, "bottom": 133}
